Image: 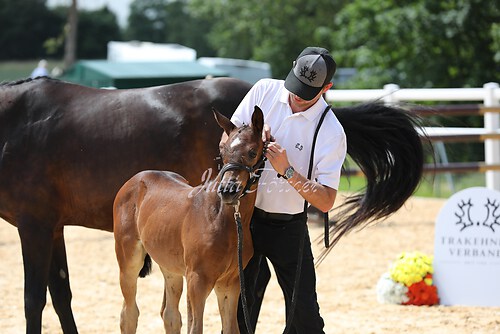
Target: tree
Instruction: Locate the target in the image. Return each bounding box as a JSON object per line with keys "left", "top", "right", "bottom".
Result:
{"left": 77, "top": 7, "right": 122, "bottom": 59}
{"left": 64, "top": 0, "right": 78, "bottom": 69}
{"left": 189, "top": 0, "right": 348, "bottom": 78}
{"left": 333, "top": 0, "right": 500, "bottom": 88}
{"left": 163, "top": 0, "right": 215, "bottom": 57}
{"left": 126, "top": 0, "right": 215, "bottom": 57}
{"left": 188, "top": 0, "right": 499, "bottom": 87}
{"left": 126, "top": 0, "right": 169, "bottom": 43}
{"left": 0, "top": 0, "right": 62, "bottom": 59}
{"left": 48, "top": 4, "right": 121, "bottom": 61}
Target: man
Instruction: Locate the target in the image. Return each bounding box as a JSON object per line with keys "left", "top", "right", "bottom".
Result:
{"left": 30, "top": 59, "right": 49, "bottom": 78}
{"left": 228, "top": 47, "right": 347, "bottom": 333}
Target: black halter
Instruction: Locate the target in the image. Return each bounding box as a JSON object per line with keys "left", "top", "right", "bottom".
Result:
{"left": 217, "top": 141, "right": 267, "bottom": 197}
{"left": 218, "top": 156, "right": 266, "bottom": 196}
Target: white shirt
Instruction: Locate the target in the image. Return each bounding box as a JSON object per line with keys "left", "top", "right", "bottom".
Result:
{"left": 231, "top": 79, "right": 347, "bottom": 214}
{"left": 30, "top": 67, "right": 49, "bottom": 78}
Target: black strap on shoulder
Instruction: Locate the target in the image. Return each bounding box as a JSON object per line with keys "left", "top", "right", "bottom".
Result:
{"left": 304, "top": 105, "right": 331, "bottom": 248}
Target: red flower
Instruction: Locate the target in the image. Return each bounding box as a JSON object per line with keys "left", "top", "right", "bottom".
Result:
{"left": 403, "top": 274, "right": 439, "bottom": 306}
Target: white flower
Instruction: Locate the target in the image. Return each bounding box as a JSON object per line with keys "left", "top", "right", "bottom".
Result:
{"left": 376, "top": 272, "right": 410, "bottom": 304}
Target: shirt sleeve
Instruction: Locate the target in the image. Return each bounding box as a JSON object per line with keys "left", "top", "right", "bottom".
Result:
{"left": 314, "top": 129, "right": 347, "bottom": 190}
{"left": 231, "top": 79, "right": 267, "bottom": 127}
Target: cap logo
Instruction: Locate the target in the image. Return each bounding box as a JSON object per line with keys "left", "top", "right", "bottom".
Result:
{"left": 299, "top": 65, "right": 317, "bottom": 83}
{"left": 292, "top": 54, "right": 327, "bottom": 88}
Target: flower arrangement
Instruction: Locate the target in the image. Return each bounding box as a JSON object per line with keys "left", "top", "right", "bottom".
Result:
{"left": 376, "top": 251, "right": 439, "bottom": 306}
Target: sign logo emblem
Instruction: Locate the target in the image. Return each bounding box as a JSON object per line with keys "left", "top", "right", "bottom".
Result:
{"left": 455, "top": 198, "right": 500, "bottom": 232}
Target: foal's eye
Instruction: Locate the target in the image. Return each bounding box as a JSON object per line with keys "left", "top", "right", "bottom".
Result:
{"left": 249, "top": 150, "right": 257, "bottom": 159}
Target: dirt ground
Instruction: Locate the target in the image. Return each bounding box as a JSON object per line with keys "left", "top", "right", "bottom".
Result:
{"left": 1, "top": 195, "right": 499, "bottom": 333}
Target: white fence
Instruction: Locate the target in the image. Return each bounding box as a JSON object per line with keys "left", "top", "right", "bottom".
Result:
{"left": 324, "top": 82, "right": 500, "bottom": 190}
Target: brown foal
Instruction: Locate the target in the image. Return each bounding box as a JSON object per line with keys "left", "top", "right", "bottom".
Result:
{"left": 113, "top": 106, "right": 264, "bottom": 333}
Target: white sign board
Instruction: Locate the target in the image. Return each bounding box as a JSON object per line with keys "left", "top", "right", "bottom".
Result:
{"left": 434, "top": 187, "right": 500, "bottom": 306}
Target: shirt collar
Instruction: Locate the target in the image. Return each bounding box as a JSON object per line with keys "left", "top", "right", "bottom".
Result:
{"left": 279, "top": 84, "right": 329, "bottom": 122}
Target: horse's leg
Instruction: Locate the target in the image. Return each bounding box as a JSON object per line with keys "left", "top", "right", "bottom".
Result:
{"left": 215, "top": 276, "right": 241, "bottom": 334}
{"left": 159, "top": 268, "right": 183, "bottom": 333}
{"left": 186, "top": 292, "right": 194, "bottom": 332}
{"left": 48, "top": 228, "right": 78, "bottom": 334}
{"left": 17, "top": 216, "right": 54, "bottom": 334}
{"left": 186, "top": 271, "right": 212, "bottom": 334}
{"left": 116, "top": 239, "right": 146, "bottom": 334}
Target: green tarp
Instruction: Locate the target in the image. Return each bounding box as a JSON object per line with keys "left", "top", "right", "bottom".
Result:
{"left": 61, "top": 60, "right": 228, "bottom": 89}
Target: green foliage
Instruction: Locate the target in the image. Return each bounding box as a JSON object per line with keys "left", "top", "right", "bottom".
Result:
{"left": 189, "top": 0, "right": 348, "bottom": 79}
{"left": 126, "top": 0, "right": 169, "bottom": 42}
{"left": 3, "top": 0, "right": 497, "bottom": 88}
{"left": 0, "top": 1, "right": 121, "bottom": 60}
{"left": 78, "top": 7, "right": 122, "bottom": 58}
{"left": 127, "top": 0, "right": 215, "bottom": 57}
{"left": 333, "top": 0, "right": 500, "bottom": 88}
{"left": 0, "top": 0, "right": 63, "bottom": 60}
{"left": 47, "top": 5, "right": 122, "bottom": 59}
{"left": 493, "top": 22, "right": 500, "bottom": 62}
{"left": 188, "top": 0, "right": 498, "bottom": 87}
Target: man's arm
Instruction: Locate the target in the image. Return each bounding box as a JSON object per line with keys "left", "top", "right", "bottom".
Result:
{"left": 286, "top": 169, "right": 337, "bottom": 213}
{"left": 265, "top": 141, "right": 337, "bottom": 212}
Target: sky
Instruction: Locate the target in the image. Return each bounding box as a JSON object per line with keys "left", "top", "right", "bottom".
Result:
{"left": 47, "top": 0, "right": 134, "bottom": 27}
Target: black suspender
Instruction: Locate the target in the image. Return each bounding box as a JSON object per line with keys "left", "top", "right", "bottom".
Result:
{"left": 304, "top": 104, "right": 332, "bottom": 248}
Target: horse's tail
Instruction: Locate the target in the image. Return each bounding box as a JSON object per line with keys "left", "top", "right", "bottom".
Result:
{"left": 139, "top": 254, "right": 152, "bottom": 278}
{"left": 319, "top": 102, "right": 426, "bottom": 262}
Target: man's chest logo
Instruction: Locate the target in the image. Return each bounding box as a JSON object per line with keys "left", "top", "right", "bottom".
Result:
{"left": 295, "top": 143, "right": 304, "bottom": 151}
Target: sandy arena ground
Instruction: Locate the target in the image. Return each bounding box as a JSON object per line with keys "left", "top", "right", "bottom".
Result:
{"left": 1, "top": 196, "right": 499, "bottom": 333}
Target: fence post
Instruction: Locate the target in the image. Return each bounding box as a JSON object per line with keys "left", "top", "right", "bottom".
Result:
{"left": 383, "top": 84, "right": 399, "bottom": 104}
{"left": 484, "top": 82, "right": 500, "bottom": 190}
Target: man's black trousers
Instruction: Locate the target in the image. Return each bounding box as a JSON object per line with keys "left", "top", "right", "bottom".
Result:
{"left": 237, "top": 210, "right": 325, "bottom": 334}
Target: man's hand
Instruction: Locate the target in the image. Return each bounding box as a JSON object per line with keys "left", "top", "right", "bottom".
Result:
{"left": 265, "top": 141, "right": 290, "bottom": 176}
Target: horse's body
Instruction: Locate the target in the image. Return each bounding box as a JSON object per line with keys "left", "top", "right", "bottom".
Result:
{"left": 0, "top": 77, "right": 251, "bottom": 334}
{"left": 0, "top": 76, "right": 425, "bottom": 333}
{"left": 114, "top": 108, "right": 264, "bottom": 333}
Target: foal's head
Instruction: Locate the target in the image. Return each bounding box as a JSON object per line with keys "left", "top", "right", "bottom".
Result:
{"left": 214, "top": 106, "right": 265, "bottom": 205}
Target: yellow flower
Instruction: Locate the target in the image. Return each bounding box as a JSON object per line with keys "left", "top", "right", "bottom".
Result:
{"left": 388, "top": 251, "right": 434, "bottom": 286}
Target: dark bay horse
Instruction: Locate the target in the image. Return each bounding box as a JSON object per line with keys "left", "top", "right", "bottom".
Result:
{"left": 0, "top": 76, "right": 424, "bottom": 333}
{"left": 114, "top": 107, "right": 264, "bottom": 334}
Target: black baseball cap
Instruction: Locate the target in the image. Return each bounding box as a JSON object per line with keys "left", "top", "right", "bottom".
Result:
{"left": 284, "top": 47, "right": 337, "bottom": 101}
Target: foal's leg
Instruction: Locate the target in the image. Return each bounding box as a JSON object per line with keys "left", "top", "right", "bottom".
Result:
{"left": 186, "top": 271, "right": 213, "bottom": 334}
{"left": 159, "top": 268, "right": 183, "bottom": 333}
{"left": 115, "top": 239, "right": 147, "bottom": 334}
{"left": 48, "top": 228, "right": 78, "bottom": 334}
{"left": 215, "top": 276, "right": 241, "bottom": 334}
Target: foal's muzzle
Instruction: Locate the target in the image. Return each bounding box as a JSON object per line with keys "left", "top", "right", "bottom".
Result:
{"left": 217, "top": 178, "right": 244, "bottom": 205}
{"left": 217, "top": 162, "right": 250, "bottom": 204}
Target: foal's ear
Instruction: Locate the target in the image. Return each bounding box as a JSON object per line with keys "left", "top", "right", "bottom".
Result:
{"left": 213, "top": 108, "right": 236, "bottom": 135}
{"left": 251, "top": 106, "right": 264, "bottom": 134}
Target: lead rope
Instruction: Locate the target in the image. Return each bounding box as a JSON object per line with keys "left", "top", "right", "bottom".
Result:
{"left": 234, "top": 201, "right": 254, "bottom": 334}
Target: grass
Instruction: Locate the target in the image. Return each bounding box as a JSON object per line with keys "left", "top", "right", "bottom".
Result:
{"left": 0, "top": 60, "right": 40, "bottom": 82}
{"left": 339, "top": 172, "right": 486, "bottom": 198}
{"left": 0, "top": 59, "right": 63, "bottom": 82}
